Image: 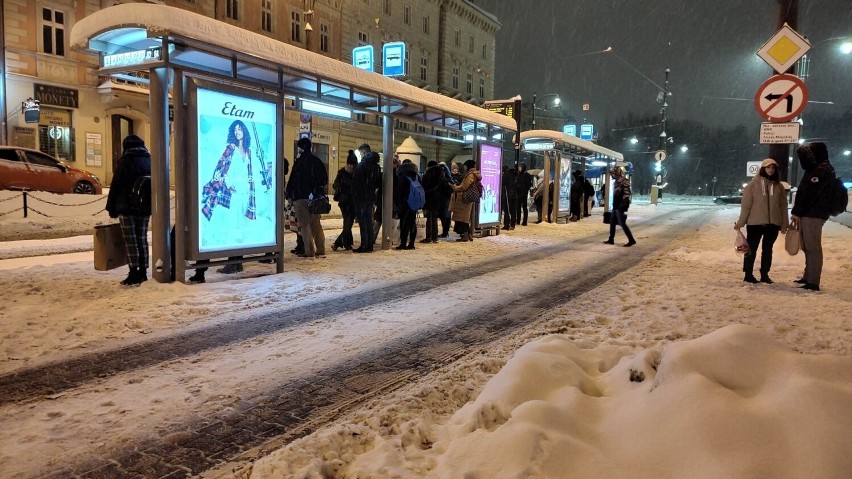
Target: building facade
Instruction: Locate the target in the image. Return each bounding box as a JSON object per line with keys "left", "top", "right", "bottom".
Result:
{"left": 1, "top": 0, "right": 500, "bottom": 184}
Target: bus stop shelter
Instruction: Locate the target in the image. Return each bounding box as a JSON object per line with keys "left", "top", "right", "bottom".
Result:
{"left": 520, "top": 130, "right": 623, "bottom": 223}
{"left": 70, "top": 4, "right": 515, "bottom": 283}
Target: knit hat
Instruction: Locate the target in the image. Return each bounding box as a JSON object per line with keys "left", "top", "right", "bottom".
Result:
{"left": 123, "top": 134, "right": 145, "bottom": 150}
{"left": 297, "top": 137, "right": 311, "bottom": 150}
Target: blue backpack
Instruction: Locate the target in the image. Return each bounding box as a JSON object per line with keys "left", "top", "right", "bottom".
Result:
{"left": 407, "top": 174, "right": 426, "bottom": 210}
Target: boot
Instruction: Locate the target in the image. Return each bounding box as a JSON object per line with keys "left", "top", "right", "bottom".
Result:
{"left": 743, "top": 273, "right": 759, "bottom": 284}
{"left": 120, "top": 267, "right": 138, "bottom": 286}
{"left": 188, "top": 271, "right": 206, "bottom": 284}
{"left": 456, "top": 232, "right": 470, "bottom": 242}
{"left": 137, "top": 266, "right": 148, "bottom": 283}
{"left": 759, "top": 274, "right": 773, "bottom": 284}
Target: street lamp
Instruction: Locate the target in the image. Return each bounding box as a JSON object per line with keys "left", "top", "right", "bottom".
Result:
{"left": 531, "top": 92, "right": 561, "bottom": 130}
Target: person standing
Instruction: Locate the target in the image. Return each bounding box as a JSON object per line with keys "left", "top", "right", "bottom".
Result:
{"left": 438, "top": 162, "right": 456, "bottom": 238}
{"left": 331, "top": 150, "right": 357, "bottom": 251}
{"left": 569, "top": 170, "right": 584, "bottom": 222}
{"left": 352, "top": 143, "right": 382, "bottom": 253}
{"left": 286, "top": 137, "right": 327, "bottom": 258}
{"left": 515, "top": 163, "right": 533, "bottom": 226}
{"left": 421, "top": 160, "right": 449, "bottom": 243}
{"left": 791, "top": 142, "right": 836, "bottom": 291}
{"left": 106, "top": 134, "right": 152, "bottom": 286}
{"left": 734, "top": 158, "right": 789, "bottom": 284}
{"left": 603, "top": 166, "right": 636, "bottom": 247}
{"left": 582, "top": 176, "right": 595, "bottom": 217}
{"left": 394, "top": 159, "right": 420, "bottom": 250}
{"left": 501, "top": 165, "right": 518, "bottom": 230}
{"left": 450, "top": 159, "right": 481, "bottom": 242}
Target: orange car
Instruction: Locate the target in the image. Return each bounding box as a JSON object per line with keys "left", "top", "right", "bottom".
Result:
{"left": 0, "top": 146, "right": 102, "bottom": 194}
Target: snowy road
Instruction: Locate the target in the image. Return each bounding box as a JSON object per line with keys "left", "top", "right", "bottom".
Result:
{"left": 0, "top": 207, "right": 712, "bottom": 478}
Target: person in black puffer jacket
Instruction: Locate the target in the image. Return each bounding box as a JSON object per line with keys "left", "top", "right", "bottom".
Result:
{"left": 106, "top": 134, "right": 152, "bottom": 286}
{"left": 791, "top": 142, "right": 836, "bottom": 291}
{"left": 332, "top": 150, "right": 357, "bottom": 251}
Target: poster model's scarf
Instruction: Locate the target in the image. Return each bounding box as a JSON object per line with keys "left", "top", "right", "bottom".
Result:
{"left": 201, "top": 144, "right": 256, "bottom": 221}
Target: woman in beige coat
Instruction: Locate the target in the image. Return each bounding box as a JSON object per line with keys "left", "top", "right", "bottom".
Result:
{"left": 450, "top": 159, "right": 481, "bottom": 241}
{"left": 733, "top": 158, "right": 789, "bottom": 284}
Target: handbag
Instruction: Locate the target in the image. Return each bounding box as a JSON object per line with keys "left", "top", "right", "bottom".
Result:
{"left": 308, "top": 194, "right": 332, "bottom": 214}
{"left": 93, "top": 223, "right": 128, "bottom": 271}
{"left": 734, "top": 229, "right": 750, "bottom": 255}
{"left": 785, "top": 224, "right": 801, "bottom": 256}
{"left": 461, "top": 179, "right": 483, "bottom": 204}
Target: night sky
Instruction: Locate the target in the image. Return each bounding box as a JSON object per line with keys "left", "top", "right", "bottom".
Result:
{"left": 471, "top": 1, "right": 852, "bottom": 132}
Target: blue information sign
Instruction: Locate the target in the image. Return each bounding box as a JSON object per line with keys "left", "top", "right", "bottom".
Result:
{"left": 562, "top": 124, "right": 576, "bottom": 136}
{"left": 352, "top": 45, "right": 374, "bottom": 72}
{"left": 382, "top": 42, "right": 406, "bottom": 77}
{"left": 580, "top": 124, "right": 594, "bottom": 140}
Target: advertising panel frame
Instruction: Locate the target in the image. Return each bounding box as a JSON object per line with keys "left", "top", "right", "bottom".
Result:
{"left": 475, "top": 140, "right": 503, "bottom": 228}
{"left": 556, "top": 153, "right": 572, "bottom": 216}
{"left": 186, "top": 77, "right": 284, "bottom": 261}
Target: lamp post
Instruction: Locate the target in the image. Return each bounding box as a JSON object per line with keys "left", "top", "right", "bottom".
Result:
{"left": 531, "top": 92, "right": 561, "bottom": 130}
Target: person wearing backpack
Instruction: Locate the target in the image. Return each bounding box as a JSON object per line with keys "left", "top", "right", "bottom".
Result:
{"left": 791, "top": 142, "right": 836, "bottom": 291}
{"left": 106, "top": 134, "right": 152, "bottom": 286}
{"left": 394, "top": 159, "right": 423, "bottom": 250}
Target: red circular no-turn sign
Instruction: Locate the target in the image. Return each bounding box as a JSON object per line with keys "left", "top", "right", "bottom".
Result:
{"left": 754, "top": 74, "right": 809, "bottom": 123}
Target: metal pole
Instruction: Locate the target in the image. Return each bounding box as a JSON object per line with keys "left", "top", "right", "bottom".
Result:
{"left": 531, "top": 92, "right": 536, "bottom": 130}
{"left": 381, "top": 105, "right": 394, "bottom": 250}
{"left": 0, "top": 0, "right": 7, "bottom": 145}
{"left": 768, "top": 0, "right": 798, "bottom": 183}
{"left": 149, "top": 67, "right": 171, "bottom": 283}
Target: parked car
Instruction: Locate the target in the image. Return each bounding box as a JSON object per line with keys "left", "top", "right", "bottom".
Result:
{"left": 713, "top": 194, "right": 743, "bottom": 205}
{"left": 0, "top": 146, "right": 102, "bottom": 194}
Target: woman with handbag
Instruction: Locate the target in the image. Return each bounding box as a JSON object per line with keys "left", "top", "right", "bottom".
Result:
{"left": 285, "top": 137, "right": 328, "bottom": 258}
{"left": 733, "top": 158, "right": 789, "bottom": 284}
{"left": 449, "top": 159, "right": 481, "bottom": 242}
{"left": 105, "top": 135, "right": 152, "bottom": 286}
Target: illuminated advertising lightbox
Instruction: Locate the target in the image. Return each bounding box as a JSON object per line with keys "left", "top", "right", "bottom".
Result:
{"left": 477, "top": 142, "right": 502, "bottom": 226}
{"left": 196, "top": 87, "right": 278, "bottom": 254}
{"left": 557, "top": 155, "right": 572, "bottom": 213}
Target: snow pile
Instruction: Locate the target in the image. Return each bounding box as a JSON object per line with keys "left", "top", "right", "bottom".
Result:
{"left": 247, "top": 325, "right": 852, "bottom": 478}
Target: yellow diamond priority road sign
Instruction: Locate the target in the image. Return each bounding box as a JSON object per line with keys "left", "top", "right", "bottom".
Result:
{"left": 757, "top": 23, "right": 811, "bottom": 74}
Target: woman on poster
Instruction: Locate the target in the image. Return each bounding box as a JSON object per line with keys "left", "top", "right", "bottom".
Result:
{"left": 201, "top": 119, "right": 258, "bottom": 248}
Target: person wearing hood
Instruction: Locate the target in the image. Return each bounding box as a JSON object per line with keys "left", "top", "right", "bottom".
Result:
{"left": 734, "top": 158, "right": 789, "bottom": 284}
{"left": 515, "top": 163, "right": 533, "bottom": 226}
{"left": 450, "top": 159, "right": 481, "bottom": 241}
{"left": 106, "top": 134, "right": 152, "bottom": 286}
{"left": 331, "top": 150, "right": 357, "bottom": 251}
{"left": 791, "top": 142, "right": 836, "bottom": 291}
{"left": 569, "top": 170, "right": 584, "bottom": 222}
{"left": 603, "top": 166, "right": 636, "bottom": 247}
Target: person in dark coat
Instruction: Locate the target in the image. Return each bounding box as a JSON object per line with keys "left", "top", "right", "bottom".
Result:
{"left": 394, "top": 160, "right": 420, "bottom": 250}
{"left": 351, "top": 143, "right": 382, "bottom": 253}
{"left": 603, "top": 166, "right": 636, "bottom": 247}
{"left": 439, "top": 162, "right": 458, "bottom": 237}
{"left": 285, "top": 137, "right": 328, "bottom": 258}
{"left": 332, "top": 150, "right": 357, "bottom": 251}
{"left": 421, "top": 160, "right": 450, "bottom": 243}
{"left": 532, "top": 177, "right": 554, "bottom": 223}
{"left": 791, "top": 142, "right": 836, "bottom": 291}
{"left": 450, "top": 159, "right": 481, "bottom": 241}
{"left": 582, "top": 177, "right": 595, "bottom": 217}
{"left": 569, "top": 170, "right": 584, "bottom": 222}
{"left": 501, "top": 165, "right": 518, "bottom": 230}
{"left": 106, "top": 134, "right": 152, "bottom": 286}
{"left": 515, "top": 163, "right": 533, "bottom": 226}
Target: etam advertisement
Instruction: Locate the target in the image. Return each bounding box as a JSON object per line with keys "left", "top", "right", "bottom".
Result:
{"left": 196, "top": 87, "right": 278, "bottom": 253}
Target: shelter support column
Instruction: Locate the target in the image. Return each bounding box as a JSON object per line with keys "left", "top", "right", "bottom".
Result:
{"left": 149, "top": 66, "right": 171, "bottom": 283}
{"left": 542, "top": 151, "right": 551, "bottom": 223}
{"left": 381, "top": 109, "right": 394, "bottom": 250}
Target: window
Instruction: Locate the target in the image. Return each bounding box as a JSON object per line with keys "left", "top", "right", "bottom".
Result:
{"left": 479, "top": 76, "right": 485, "bottom": 97}
{"left": 41, "top": 8, "right": 65, "bottom": 56}
{"left": 469, "top": 36, "right": 475, "bottom": 54}
{"left": 452, "top": 67, "right": 459, "bottom": 89}
{"left": 422, "top": 16, "right": 430, "bottom": 35}
{"left": 482, "top": 44, "right": 487, "bottom": 60}
{"left": 320, "top": 23, "right": 330, "bottom": 53}
{"left": 403, "top": 5, "right": 411, "bottom": 25}
{"left": 291, "top": 11, "right": 302, "bottom": 43}
{"left": 454, "top": 29, "right": 460, "bottom": 48}
{"left": 384, "top": 0, "right": 391, "bottom": 15}
{"left": 225, "top": 0, "right": 239, "bottom": 20}
{"left": 358, "top": 31, "right": 368, "bottom": 45}
{"left": 261, "top": 0, "right": 273, "bottom": 33}
{"left": 420, "top": 57, "right": 428, "bottom": 81}
{"left": 466, "top": 73, "right": 472, "bottom": 94}
{"left": 405, "top": 49, "right": 410, "bottom": 76}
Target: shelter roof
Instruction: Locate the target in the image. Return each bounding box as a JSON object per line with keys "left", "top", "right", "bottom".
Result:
{"left": 520, "top": 130, "right": 623, "bottom": 161}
